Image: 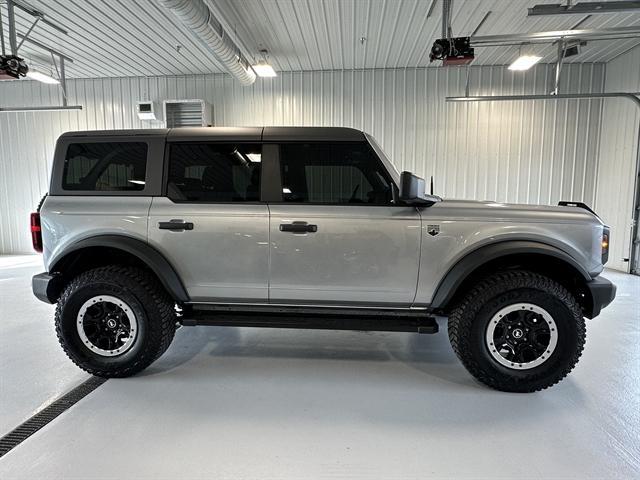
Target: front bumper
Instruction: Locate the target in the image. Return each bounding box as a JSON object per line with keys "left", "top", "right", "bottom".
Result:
{"left": 32, "top": 272, "right": 63, "bottom": 304}
{"left": 585, "top": 276, "right": 616, "bottom": 318}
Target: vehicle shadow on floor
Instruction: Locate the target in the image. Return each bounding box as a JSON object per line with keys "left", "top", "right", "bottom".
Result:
{"left": 135, "top": 322, "right": 590, "bottom": 436}
{"left": 143, "top": 320, "right": 486, "bottom": 392}
{"left": 137, "top": 326, "right": 587, "bottom": 434}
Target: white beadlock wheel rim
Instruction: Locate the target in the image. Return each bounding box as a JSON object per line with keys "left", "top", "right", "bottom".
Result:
{"left": 485, "top": 302, "right": 558, "bottom": 370}
{"left": 77, "top": 295, "right": 138, "bottom": 357}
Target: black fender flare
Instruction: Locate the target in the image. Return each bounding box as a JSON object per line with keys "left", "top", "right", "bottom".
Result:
{"left": 50, "top": 235, "right": 189, "bottom": 302}
{"left": 429, "top": 240, "right": 592, "bottom": 309}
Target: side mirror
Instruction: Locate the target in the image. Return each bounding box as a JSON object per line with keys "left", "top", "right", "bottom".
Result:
{"left": 399, "top": 171, "right": 441, "bottom": 206}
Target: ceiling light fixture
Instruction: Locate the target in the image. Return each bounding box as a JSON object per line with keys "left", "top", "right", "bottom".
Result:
{"left": 26, "top": 69, "right": 60, "bottom": 84}
{"left": 508, "top": 55, "right": 542, "bottom": 71}
{"left": 252, "top": 49, "right": 277, "bottom": 77}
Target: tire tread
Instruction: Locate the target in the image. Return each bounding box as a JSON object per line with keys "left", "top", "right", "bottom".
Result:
{"left": 55, "top": 265, "right": 176, "bottom": 378}
{"left": 448, "top": 270, "right": 586, "bottom": 392}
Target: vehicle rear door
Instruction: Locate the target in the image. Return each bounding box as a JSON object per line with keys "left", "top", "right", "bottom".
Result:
{"left": 148, "top": 133, "right": 269, "bottom": 303}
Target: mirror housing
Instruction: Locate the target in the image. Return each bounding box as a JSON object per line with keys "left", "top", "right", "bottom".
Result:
{"left": 399, "top": 171, "right": 441, "bottom": 206}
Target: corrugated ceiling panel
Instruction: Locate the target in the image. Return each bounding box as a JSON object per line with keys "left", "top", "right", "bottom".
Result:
{"left": 0, "top": 63, "right": 605, "bottom": 253}
{"left": 217, "top": 0, "right": 640, "bottom": 72}
{"left": 595, "top": 45, "right": 640, "bottom": 272}
{"left": 0, "top": 0, "right": 637, "bottom": 78}
{"left": 1, "top": 0, "right": 228, "bottom": 78}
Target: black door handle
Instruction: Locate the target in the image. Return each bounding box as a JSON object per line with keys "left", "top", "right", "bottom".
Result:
{"left": 159, "top": 220, "right": 194, "bottom": 231}
{"left": 279, "top": 222, "right": 318, "bottom": 233}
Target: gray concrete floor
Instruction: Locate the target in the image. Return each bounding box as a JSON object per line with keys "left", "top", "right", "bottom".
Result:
{"left": 0, "top": 255, "right": 639, "bottom": 480}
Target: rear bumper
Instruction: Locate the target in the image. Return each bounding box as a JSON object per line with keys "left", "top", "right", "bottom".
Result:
{"left": 32, "top": 272, "right": 63, "bottom": 304}
{"left": 585, "top": 276, "right": 616, "bottom": 319}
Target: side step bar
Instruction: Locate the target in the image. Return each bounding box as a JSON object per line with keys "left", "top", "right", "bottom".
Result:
{"left": 180, "top": 312, "right": 439, "bottom": 334}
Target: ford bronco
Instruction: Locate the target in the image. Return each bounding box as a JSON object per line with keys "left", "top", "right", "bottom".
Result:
{"left": 31, "top": 127, "right": 616, "bottom": 392}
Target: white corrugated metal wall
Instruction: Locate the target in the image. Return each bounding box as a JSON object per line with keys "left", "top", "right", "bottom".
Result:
{"left": 595, "top": 45, "right": 640, "bottom": 272}
{"left": 0, "top": 63, "right": 604, "bottom": 253}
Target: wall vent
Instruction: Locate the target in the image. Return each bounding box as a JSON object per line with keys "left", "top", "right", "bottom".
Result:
{"left": 163, "top": 99, "right": 212, "bottom": 128}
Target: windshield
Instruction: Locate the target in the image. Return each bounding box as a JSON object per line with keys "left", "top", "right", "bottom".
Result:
{"left": 365, "top": 133, "right": 400, "bottom": 184}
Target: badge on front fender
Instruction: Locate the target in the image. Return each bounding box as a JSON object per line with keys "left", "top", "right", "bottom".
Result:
{"left": 427, "top": 225, "right": 440, "bottom": 236}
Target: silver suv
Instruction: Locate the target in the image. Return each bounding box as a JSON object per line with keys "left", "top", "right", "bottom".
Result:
{"left": 31, "top": 127, "right": 616, "bottom": 392}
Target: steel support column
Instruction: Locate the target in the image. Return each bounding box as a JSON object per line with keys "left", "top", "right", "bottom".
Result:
{"left": 7, "top": 0, "right": 17, "bottom": 55}
{"left": 554, "top": 41, "right": 566, "bottom": 95}
{"left": 0, "top": 5, "right": 6, "bottom": 56}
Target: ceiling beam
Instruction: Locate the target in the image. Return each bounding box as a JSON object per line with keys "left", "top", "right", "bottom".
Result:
{"left": 0, "top": 105, "right": 82, "bottom": 112}
{"left": 446, "top": 93, "right": 640, "bottom": 107}
{"left": 471, "top": 25, "right": 640, "bottom": 47}
{"left": 528, "top": 2, "right": 640, "bottom": 16}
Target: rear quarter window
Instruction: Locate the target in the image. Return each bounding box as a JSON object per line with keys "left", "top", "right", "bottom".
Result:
{"left": 62, "top": 142, "right": 148, "bottom": 191}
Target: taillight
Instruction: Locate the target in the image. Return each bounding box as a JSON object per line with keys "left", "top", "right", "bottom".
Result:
{"left": 601, "top": 227, "right": 610, "bottom": 265}
{"left": 30, "top": 212, "right": 43, "bottom": 253}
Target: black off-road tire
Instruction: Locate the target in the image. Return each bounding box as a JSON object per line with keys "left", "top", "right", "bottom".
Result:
{"left": 55, "top": 265, "right": 176, "bottom": 377}
{"left": 448, "top": 270, "right": 586, "bottom": 393}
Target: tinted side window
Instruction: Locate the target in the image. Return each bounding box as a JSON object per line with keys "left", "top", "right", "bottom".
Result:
{"left": 279, "top": 143, "right": 393, "bottom": 204}
{"left": 63, "top": 142, "right": 148, "bottom": 191}
{"left": 168, "top": 144, "right": 262, "bottom": 202}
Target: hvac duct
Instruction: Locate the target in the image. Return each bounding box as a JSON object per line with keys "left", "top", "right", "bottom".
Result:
{"left": 158, "top": 0, "right": 256, "bottom": 86}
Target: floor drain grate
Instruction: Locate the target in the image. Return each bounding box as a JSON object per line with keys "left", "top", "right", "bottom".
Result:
{"left": 0, "top": 376, "right": 107, "bottom": 458}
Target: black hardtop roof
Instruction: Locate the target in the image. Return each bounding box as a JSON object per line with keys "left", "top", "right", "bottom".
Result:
{"left": 59, "top": 126, "right": 366, "bottom": 142}
{"left": 59, "top": 129, "right": 170, "bottom": 137}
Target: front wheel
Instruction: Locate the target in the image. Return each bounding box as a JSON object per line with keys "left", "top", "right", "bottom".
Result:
{"left": 55, "top": 265, "right": 176, "bottom": 377}
{"left": 448, "top": 270, "right": 586, "bottom": 392}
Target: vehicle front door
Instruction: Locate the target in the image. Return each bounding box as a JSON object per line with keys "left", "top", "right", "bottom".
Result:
{"left": 267, "top": 142, "right": 422, "bottom": 307}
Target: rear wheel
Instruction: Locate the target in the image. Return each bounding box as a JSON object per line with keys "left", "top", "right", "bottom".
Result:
{"left": 448, "top": 270, "right": 586, "bottom": 392}
{"left": 55, "top": 265, "right": 176, "bottom": 377}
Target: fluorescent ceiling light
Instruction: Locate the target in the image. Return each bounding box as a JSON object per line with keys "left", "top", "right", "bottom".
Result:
{"left": 508, "top": 55, "right": 542, "bottom": 71}
{"left": 246, "top": 153, "right": 261, "bottom": 163}
{"left": 26, "top": 70, "right": 60, "bottom": 84}
{"left": 252, "top": 62, "right": 277, "bottom": 77}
